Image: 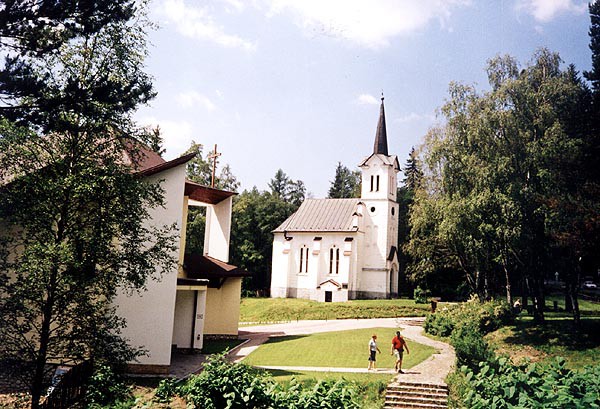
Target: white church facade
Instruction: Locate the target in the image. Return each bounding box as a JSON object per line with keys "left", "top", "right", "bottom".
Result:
{"left": 270, "top": 98, "right": 401, "bottom": 302}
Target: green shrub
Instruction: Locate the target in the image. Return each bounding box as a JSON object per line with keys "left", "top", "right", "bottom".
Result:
{"left": 459, "top": 357, "right": 600, "bottom": 408}
{"left": 424, "top": 297, "right": 513, "bottom": 338}
{"left": 154, "top": 377, "right": 180, "bottom": 404}
{"left": 179, "top": 354, "right": 273, "bottom": 409}
{"left": 174, "top": 353, "right": 361, "bottom": 408}
{"left": 414, "top": 286, "right": 428, "bottom": 304}
{"left": 84, "top": 364, "right": 132, "bottom": 408}
{"left": 451, "top": 323, "right": 492, "bottom": 371}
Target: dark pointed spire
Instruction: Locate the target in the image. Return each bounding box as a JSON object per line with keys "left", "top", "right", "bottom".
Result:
{"left": 373, "top": 94, "right": 388, "bottom": 155}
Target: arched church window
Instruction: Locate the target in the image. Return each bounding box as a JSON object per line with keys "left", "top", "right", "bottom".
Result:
{"left": 376, "top": 175, "right": 380, "bottom": 191}
{"left": 370, "top": 175, "right": 374, "bottom": 192}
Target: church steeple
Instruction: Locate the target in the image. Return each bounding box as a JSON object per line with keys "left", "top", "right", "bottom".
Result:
{"left": 373, "top": 95, "right": 388, "bottom": 156}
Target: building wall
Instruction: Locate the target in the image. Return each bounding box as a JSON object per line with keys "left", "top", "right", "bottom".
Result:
{"left": 204, "top": 197, "right": 232, "bottom": 262}
{"left": 114, "top": 164, "right": 186, "bottom": 369}
{"left": 204, "top": 277, "right": 242, "bottom": 335}
{"left": 271, "top": 232, "right": 357, "bottom": 301}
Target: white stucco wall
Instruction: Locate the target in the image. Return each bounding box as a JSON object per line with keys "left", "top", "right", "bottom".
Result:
{"left": 271, "top": 232, "right": 357, "bottom": 301}
{"left": 114, "top": 164, "right": 186, "bottom": 368}
{"left": 204, "top": 196, "right": 232, "bottom": 262}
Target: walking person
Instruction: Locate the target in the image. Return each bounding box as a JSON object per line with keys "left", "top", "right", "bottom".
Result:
{"left": 367, "top": 334, "right": 381, "bottom": 371}
{"left": 391, "top": 330, "right": 410, "bottom": 373}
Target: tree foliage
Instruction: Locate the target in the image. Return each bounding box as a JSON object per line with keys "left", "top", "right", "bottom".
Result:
{"left": 407, "top": 49, "right": 598, "bottom": 324}
{"left": 328, "top": 162, "right": 361, "bottom": 198}
{"left": 230, "top": 187, "right": 296, "bottom": 292}
{"left": 0, "top": 2, "right": 175, "bottom": 407}
{"left": 268, "top": 168, "right": 306, "bottom": 207}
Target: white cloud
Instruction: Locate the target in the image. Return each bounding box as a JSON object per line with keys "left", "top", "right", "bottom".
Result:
{"left": 262, "top": 0, "right": 471, "bottom": 49}
{"left": 157, "top": 0, "right": 256, "bottom": 51}
{"left": 356, "top": 94, "right": 379, "bottom": 105}
{"left": 137, "top": 116, "right": 195, "bottom": 158}
{"left": 176, "top": 91, "right": 217, "bottom": 111}
{"left": 395, "top": 112, "right": 436, "bottom": 123}
{"left": 516, "top": 0, "right": 587, "bottom": 22}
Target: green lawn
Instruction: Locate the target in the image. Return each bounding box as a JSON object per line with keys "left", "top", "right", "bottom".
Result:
{"left": 243, "top": 327, "right": 436, "bottom": 369}
{"left": 487, "top": 315, "right": 600, "bottom": 370}
{"left": 240, "top": 297, "right": 433, "bottom": 322}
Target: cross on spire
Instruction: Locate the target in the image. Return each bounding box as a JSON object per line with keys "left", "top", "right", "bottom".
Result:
{"left": 207, "top": 144, "right": 221, "bottom": 188}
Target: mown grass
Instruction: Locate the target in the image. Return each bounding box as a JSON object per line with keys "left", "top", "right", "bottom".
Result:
{"left": 243, "top": 327, "right": 436, "bottom": 369}
{"left": 240, "top": 297, "right": 433, "bottom": 323}
{"left": 487, "top": 297, "right": 600, "bottom": 370}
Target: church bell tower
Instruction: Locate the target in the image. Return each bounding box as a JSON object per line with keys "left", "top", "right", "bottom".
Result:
{"left": 357, "top": 96, "right": 400, "bottom": 297}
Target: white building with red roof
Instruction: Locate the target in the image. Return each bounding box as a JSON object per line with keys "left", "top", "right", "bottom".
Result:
{"left": 114, "top": 146, "right": 250, "bottom": 374}
{"left": 270, "top": 97, "right": 400, "bottom": 302}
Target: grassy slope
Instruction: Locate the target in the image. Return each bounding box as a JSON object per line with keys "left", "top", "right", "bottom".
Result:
{"left": 240, "top": 297, "right": 432, "bottom": 322}
{"left": 486, "top": 296, "right": 600, "bottom": 370}
{"left": 243, "top": 327, "right": 436, "bottom": 369}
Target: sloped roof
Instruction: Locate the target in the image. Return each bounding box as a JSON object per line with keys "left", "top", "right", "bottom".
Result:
{"left": 273, "top": 198, "right": 360, "bottom": 233}
{"left": 358, "top": 153, "right": 400, "bottom": 171}
{"left": 374, "top": 97, "right": 388, "bottom": 155}
{"left": 184, "top": 180, "right": 236, "bottom": 205}
{"left": 183, "top": 254, "right": 252, "bottom": 279}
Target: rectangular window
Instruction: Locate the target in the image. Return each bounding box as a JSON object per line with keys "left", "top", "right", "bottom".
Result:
{"left": 329, "top": 248, "right": 333, "bottom": 274}
{"left": 299, "top": 248, "right": 303, "bottom": 273}
{"left": 304, "top": 248, "right": 309, "bottom": 272}
{"left": 376, "top": 175, "right": 380, "bottom": 191}
{"left": 370, "top": 175, "right": 374, "bottom": 191}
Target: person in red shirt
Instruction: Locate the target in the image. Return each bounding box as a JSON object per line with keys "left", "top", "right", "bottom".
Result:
{"left": 391, "top": 330, "right": 410, "bottom": 373}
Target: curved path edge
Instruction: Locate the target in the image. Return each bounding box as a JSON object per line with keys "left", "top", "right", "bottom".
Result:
{"left": 229, "top": 317, "right": 455, "bottom": 386}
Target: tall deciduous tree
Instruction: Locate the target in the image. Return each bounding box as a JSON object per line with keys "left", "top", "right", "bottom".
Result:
{"left": 328, "top": 162, "right": 361, "bottom": 198}
{"left": 0, "top": 2, "right": 175, "bottom": 407}
{"left": 408, "top": 49, "right": 595, "bottom": 325}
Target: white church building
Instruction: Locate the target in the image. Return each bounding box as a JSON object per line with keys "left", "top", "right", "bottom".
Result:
{"left": 270, "top": 97, "right": 401, "bottom": 302}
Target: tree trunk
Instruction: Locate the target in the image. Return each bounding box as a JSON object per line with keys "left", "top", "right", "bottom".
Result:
{"left": 31, "top": 271, "right": 56, "bottom": 409}
{"left": 503, "top": 264, "right": 512, "bottom": 306}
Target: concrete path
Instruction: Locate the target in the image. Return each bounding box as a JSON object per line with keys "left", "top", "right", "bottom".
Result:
{"left": 230, "top": 318, "right": 455, "bottom": 385}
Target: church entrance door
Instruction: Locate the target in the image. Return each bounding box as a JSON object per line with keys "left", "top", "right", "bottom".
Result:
{"left": 324, "top": 291, "right": 332, "bottom": 302}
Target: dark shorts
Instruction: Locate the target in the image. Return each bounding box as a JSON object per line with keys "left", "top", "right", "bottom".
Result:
{"left": 369, "top": 350, "right": 376, "bottom": 361}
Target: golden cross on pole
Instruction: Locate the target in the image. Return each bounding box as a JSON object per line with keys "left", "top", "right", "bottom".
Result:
{"left": 207, "top": 144, "right": 221, "bottom": 188}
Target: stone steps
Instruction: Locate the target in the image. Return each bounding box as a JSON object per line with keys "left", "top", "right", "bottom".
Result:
{"left": 383, "top": 381, "right": 448, "bottom": 409}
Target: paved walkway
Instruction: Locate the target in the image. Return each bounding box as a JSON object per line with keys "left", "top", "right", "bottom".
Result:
{"left": 229, "top": 318, "right": 455, "bottom": 385}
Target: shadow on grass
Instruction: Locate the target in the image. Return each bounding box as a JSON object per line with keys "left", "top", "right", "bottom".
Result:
{"left": 502, "top": 317, "right": 600, "bottom": 351}
{"left": 262, "top": 335, "right": 309, "bottom": 344}
{"left": 201, "top": 338, "right": 247, "bottom": 355}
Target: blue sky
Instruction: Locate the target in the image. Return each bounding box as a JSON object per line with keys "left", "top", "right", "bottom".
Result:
{"left": 136, "top": 0, "right": 593, "bottom": 197}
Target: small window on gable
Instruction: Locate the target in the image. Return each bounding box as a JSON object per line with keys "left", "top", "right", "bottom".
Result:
{"left": 370, "top": 175, "right": 374, "bottom": 192}
{"left": 376, "top": 175, "right": 380, "bottom": 191}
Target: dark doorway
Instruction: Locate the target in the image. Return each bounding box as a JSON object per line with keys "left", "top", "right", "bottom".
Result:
{"left": 325, "top": 291, "right": 332, "bottom": 302}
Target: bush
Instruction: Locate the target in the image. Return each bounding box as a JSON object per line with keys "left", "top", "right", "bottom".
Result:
{"left": 414, "top": 286, "right": 428, "bottom": 304}
{"left": 176, "top": 354, "right": 361, "bottom": 408}
{"left": 84, "top": 365, "right": 132, "bottom": 408}
{"left": 178, "top": 354, "right": 273, "bottom": 409}
{"left": 424, "top": 297, "right": 513, "bottom": 338}
{"left": 450, "top": 323, "right": 492, "bottom": 371}
{"left": 459, "top": 357, "right": 600, "bottom": 408}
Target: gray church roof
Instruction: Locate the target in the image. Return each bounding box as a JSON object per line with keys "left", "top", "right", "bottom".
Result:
{"left": 273, "top": 198, "right": 360, "bottom": 233}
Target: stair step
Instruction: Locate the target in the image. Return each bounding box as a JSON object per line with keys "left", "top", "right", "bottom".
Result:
{"left": 384, "top": 381, "right": 448, "bottom": 409}
{"left": 385, "top": 395, "right": 448, "bottom": 405}
{"left": 386, "top": 390, "right": 448, "bottom": 398}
